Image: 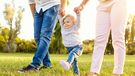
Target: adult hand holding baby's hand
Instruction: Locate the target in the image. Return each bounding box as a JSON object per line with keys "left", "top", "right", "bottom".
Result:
{"left": 74, "top": 4, "right": 84, "bottom": 14}
{"left": 59, "top": 8, "right": 65, "bottom": 17}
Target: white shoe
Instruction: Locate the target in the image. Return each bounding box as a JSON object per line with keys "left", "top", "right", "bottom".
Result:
{"left": 60, "top": 60, "right": 70, "bottom": 70}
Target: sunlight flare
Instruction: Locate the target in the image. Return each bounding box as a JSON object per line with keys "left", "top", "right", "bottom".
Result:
{"left": 127, "top": 0, "right": 135, "bottom": 15}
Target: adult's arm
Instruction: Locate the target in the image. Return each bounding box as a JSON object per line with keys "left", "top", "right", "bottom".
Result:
{"left": 74, "top": 0, "right": 89, "bottom": 14}
{"left": 29, "top": 0, "right": 35, "bottom": 17}
{"left": 59, "top": 0, "right": 68, "bottom": 17}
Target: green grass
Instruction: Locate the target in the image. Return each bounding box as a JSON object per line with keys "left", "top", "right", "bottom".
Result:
{"left": 0, "top": 53, "right": 135, "bottom": 76}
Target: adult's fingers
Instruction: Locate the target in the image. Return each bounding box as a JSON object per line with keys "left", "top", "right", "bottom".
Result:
{"left": 74, "top": 7, "right": 81, "bottom": 14}
{"left": 59, "top": 9, "right": 65, "bottom": 17}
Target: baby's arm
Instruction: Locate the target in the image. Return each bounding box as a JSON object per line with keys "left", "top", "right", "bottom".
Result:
{"left": 58, "top": 16, "right": 64, "bottom": 27}
{"left": 76, "top": 14, "right": 81, "bottom": 28}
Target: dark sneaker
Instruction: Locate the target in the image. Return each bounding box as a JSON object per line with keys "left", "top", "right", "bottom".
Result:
{"left": 39, "top": 65, "right": 52, "bottom": 70}
{"left": 18, "top": 65, "right": 39, "bottom": 73}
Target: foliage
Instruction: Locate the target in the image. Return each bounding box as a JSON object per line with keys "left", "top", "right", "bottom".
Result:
{"left": 3, "top": 3, "right": 24, "bottom": 52}
{"left": 126, "top": 41, "right": 135, "bottom": 55}
{"left": 83, "top": 40, "right": 94, "bottom": 54}
{"left": 125, "top": 15, "right": 135, "bottom": 55}
{"left": 131, "top": 16, "right": 135, "bottom": 42}
{"left": 49, "top": 22, "right": 66, "bottom": 54}
{"left": 3, "top": 4, "right": 14, "bottom": 23}
{"left": 0, "top": 35, "right": 5, "bottom": 52}
{"left": 0, "top": 27, "right": 36, "bottom": 53}
{"left": 0, "top": 6, "right": 135, "bottom": 54}
{"left": 0, "top": 28, "right": 9, "bottom": 52}
{"left": 16, "top": 38, "right": 36, "bottom": 53}
{"left": 105, "top": 33, "right": 114, "bottom": 54}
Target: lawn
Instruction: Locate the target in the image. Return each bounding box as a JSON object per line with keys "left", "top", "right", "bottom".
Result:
{"left": 0, "top": 53, "right": 135, "bottom": 76}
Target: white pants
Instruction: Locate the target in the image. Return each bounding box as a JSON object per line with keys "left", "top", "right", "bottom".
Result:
{"left": 90, "top": 0, "right": 127, "bottom": 74}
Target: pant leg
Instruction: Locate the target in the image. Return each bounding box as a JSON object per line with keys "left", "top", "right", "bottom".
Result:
{"left": 33, "top": 11, "right": 52, "bottom": 67}
{"left": 34, "top": 11, "right": 42, "bottom": 46}
{"left": 67, "top": 45, "right": 83, "bottom": 64}
{"left": 31, "top": 5, "right": 59, "bottom": 67}
{"left": 42, "top": 5, "right": 60, "bottom": 66}
{"left": 72, "top": 58, "right": 80, "bottom": 75}
{"left": 67, "top": 45, "right": 83, "bottom": 75}
{"left": 43, "top": 52, "right": 52, "bottom": 67}
{"left": 90, "top": 10, "right": 111, "bottom": 74}
{"left": 110, "top": 0, "right": 127, "bottom": 74}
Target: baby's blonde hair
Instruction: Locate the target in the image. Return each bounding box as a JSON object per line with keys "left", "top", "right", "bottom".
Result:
{"left": 62, "top": 14, "right": 77, "bottom": 25}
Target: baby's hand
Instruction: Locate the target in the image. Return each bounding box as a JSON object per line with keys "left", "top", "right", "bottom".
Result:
{"left": 74, "top": 4, "right": 84, "bottom": 14}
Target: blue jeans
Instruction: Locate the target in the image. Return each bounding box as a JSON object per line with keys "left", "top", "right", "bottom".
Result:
{"left": 30, "top": 5, "right": 59, "bottom": 68}
{"left": 66, "top": 45, "right": 83, "bottom": 75}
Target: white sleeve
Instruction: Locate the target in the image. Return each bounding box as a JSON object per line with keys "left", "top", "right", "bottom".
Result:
{"left": 29, "top": 0, "right": 35, "bottom": 4}
{"left": 76, "top": 14, "right": 81, "bottom": 28}
{"left": 58, "top": 15, "right": 63, "bottom": 26}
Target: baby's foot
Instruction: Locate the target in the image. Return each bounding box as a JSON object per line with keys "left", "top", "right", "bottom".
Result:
{"left": 60, "top": 60, "right": 70, "bottom": 70}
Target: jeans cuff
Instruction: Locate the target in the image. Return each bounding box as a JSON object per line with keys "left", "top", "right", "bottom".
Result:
{"left": 30, "top": 64, "right": 39, "bottom": 68}
{"left": 43, "top": 64, "right": 52, "bottom": 67}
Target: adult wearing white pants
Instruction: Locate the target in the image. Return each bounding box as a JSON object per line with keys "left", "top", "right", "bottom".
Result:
{"left": 74, "top": 0, "right": 127, "bottom": 76}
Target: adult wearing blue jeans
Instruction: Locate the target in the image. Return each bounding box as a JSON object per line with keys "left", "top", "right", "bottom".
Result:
{"left": 18, "top": 0, "right": 60, "bottom": 73}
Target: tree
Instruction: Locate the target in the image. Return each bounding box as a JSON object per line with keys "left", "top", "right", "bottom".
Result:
{"left": 0, "top": 23, "right": 1, "bottom": 36}
{"left": 131, "top": 16, "right": 135, "bottom": 42}
{"left": 3, "top": 2, "right": 24, "bottom": 52}
{"left": 83, "top": 39, "right": 94, "bottom": 54}
{"left": 49, "top": 22, "right": 66, "bottom": 54}
{"left": 105, "top": 33, "right": 114, "bottom": 54}
{"left": 125, "top": 15, "right": 135, "bottom": 55}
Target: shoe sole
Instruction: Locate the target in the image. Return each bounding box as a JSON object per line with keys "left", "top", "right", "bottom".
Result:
{"left": 60, "top": 61, "right": 69, "bottom": 70}
{"left": 18, "top": 70, "right": 24, "bottom": 73}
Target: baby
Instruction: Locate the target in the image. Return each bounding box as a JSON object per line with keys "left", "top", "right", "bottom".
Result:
{"left": 59, "top": 13, "right": 83, "bottom": 76}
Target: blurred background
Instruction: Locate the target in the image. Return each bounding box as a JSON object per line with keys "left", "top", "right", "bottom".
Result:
{"left": 0, "top": 0, "right": 135, "bottom": 55}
